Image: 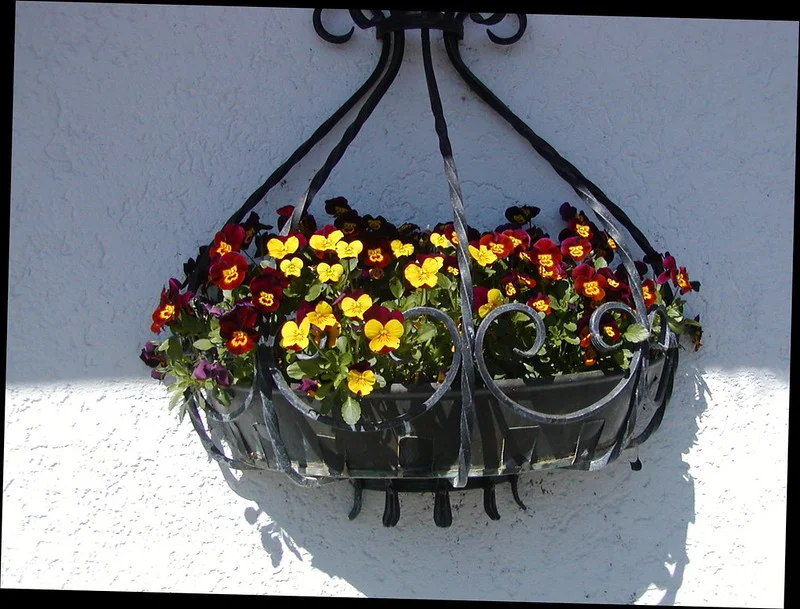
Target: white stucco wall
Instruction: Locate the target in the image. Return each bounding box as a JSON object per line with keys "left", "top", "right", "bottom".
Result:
{"left": 4, "top": 4, "right": 793, "bottom": 604}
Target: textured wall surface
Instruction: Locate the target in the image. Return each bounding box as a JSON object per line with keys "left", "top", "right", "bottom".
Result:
{"left": 5, "top": 4, "right": 794, "bottom": 605}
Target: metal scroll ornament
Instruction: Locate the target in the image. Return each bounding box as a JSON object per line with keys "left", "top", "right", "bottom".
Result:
{"left": 183, "top": 11, "right": 681, "bottom": 527}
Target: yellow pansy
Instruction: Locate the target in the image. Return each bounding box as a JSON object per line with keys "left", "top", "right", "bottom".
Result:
{"left": 279, "top": 256, "right": 304, "bottom": 277}
{"left": 267, "top": 235, "right": 300, "bottom": 260}
{"left": 340, "top": 293, "right": 373, "bottom": 320}
{"left": 335, "top": 239, "right": 364, "bottom": 259}
{"left": 309, "top": 229, "right": 344, "bottom": 253}
{"left": 279, "top": 318, "right": 311, "bottom": 351}
{"left": 468, "top": 244, "right": 498, "bottom": 267}
{"left": 364, "top": 319, "right": 404, "bottom": 354}
{"left": 316, "top": 262, "right": 344, "bottom": 283}
{"left": 478, "top": 288, "right": 504, "bottom": 318}
{"left": 390, "top": 240, "right": 414, "bottom": 258}
{"left": 347, "top": 368, "right": 376, "bottom": 396}
{"left": 305, "top": 301, "right": 337, "bottom": 330}
{"left": 404, "top": 257, "right": 443, "bottom": 289}
{"left": 430, "top": 232, "right": 452, "bottom": 248}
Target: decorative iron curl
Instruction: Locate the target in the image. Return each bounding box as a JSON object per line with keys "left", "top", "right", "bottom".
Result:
{"left": 312, "top": 9, "right": 386, "bottom": 43}
{"left": 313, "top": 11, "right": 527, "bottom": 46}
{"left": 263, "top": 306, "right": 462, "bottom": 433}
{"left": 456, "top": 13, "right": 527, "bottom": 45}
{"left": 474, "top": 301, "right": 643, "bottom": 425}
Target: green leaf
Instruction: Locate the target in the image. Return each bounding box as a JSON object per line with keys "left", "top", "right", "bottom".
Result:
{"left": 563, "top": 321, "right": 577, "bottom": 332}
{"left": 305, "top": 282, "right": 325, "bottom": 302}
{"left": 285, "top": 361, "right": 305, "bottom": 380}
{"left": 156, "top": 339, "right": 170, "bottom": 352}
{"left": 594, "top": 256, "right": 608, "bottom": 270}
{"left": 563, "top": 335, "right": 580, "bottom": 345}
{"left": 168, "top": 390, "right": 184, "bottom": 410}
{"left": 373, "top": 373, "right": 387, "bottom": 388}
{"left": 415, "top": 322, "right": 438, "bottom": 343}
{"left": 624, "top": 323, "right": 650, "bottom": 343}
{"left": 341, "top": 396, "right": 361, "bottom": 425}
{"left": 192, "top": 338, "right": 215, "bottom": 351}
{"left": 437, "top": 273, "right": 452, "bottom": 290}
{"left": 390, "top": 276, "right": 405, "bottom": 299}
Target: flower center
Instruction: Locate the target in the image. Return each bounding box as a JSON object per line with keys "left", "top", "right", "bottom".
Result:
{"left": 159, "top": 304, "right": 175, "bottom": 320}
{"left": 368, "top": 249, "right": 383, "bottom": 262}
{"left": 576, "top": 224, "right": 590, "bottom": 238}
{"left": 569, "top": 246, "right": 585, "bottom": 258}
{"left": 538, "top": 254, "right": 553, "bottom": 267}
{"left": 216, "top": 241, "right": 232, "bottom": 255}
{"left": 258, "top": 292, "right": 274, "bottom": 307}
{"left": 231, "top": 331, "right": 248, "bottom": 347}
{"left": 505, "top": 283, "right": 516, "bottom": 296}
{"left": 584, "top": 281, "right": 600, "bottom": 296}
{"left": 223, "top": 267, "right": 239, "bottom": 284}
{"left": 607, "top": 278, "right": 620, "bottom": 288}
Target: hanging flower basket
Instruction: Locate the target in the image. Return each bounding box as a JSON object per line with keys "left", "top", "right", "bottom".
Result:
{"left": 141, "top": 11, "right": 702, "bottom": 527}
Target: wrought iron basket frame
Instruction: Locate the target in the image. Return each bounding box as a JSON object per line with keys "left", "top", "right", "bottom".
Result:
{"left": 179, "top": 10, "right": 681, "bottom": 527}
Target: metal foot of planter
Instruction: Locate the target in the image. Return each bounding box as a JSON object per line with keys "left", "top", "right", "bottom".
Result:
{"left": 150, "top": 11, "right": 701, "bottom": 527}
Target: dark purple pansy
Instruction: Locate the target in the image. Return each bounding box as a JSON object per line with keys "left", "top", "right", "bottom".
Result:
{"left": 192, "top": 360, "right": 231, "bottom": 387}
{"left": 140, "top": 342, "right": 165, "bottom": 368}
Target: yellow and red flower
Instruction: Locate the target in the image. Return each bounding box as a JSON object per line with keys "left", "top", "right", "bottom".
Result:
{"left": 500, "top": 228, "right": 531, "bottom": 252}
{"left": 530, "top": 238, "right": 563, "bottom": 276}
{"left": 211, "top": 224, "right": 246, "bottom": 259}
{"left": 657, "top": 254, "right": 697, "bottom": 295}
{"left": 250, "top": 268, "right": 287, "bottom": 313}
{"left": 442, "top": 256, "right": 460, "bottom": 277}
{"left": 209, "top": 252, "right": 248, "bottom": 291}
{"left": 219, "top": 304, "right": 259, "bottom": 355}
{"left": 500, "top": 273, "right": 520, "bottom": 298}
{"left": 641, "top": 278, "right": 658, "bottom": 308}
{"left": 362, "top": 242, "right": 391, "bottom": 268}
{"left": 347, "top": 361, "right": 376, "bottom": 396}
{"left": 596, "top": 267, "right": 630, "bottom": 301}
{"left": 568, "top": 217, "right": 594, "bottom": 240}
{"left": 599, "top": 316, "right": 622, "bottom": 343}
{"left": 363, "top": 305, "right": 404, "bottom": 354}
{"left": 479, "top": 233, "right": 515, "bottom": 259}
{"left": 150, "top": 278, "right": 193, "bottom": 333}
{"left": 572, "top": 264, "right": 608, "bottom": 301}
{"left": 527, "top": 293, "right": 551, "bottom": 315}
{"left": 560, "top": 236, "right": 592, "bottom": 262}
{"left": 473, "top": 287, "right": 505, "bottom": 318}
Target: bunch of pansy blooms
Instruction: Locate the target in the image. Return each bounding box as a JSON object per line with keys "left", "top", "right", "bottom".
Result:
{"left": 142, "top": 197, "right": 702, "bottom": 423}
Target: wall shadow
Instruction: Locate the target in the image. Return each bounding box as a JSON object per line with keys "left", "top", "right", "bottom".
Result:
{"left": 210, "top": 359, "right": 706, "bottom": 603}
